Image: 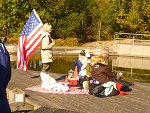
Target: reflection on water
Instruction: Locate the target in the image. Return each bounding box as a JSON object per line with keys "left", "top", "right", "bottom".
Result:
{"left": 110, "top": 56, "right": 150, "bottom": 83}
{"left": 10, "top": 54, "right": 150, "bottom": 83}
{"left": 11, "top": 55, "right": 78, "bottom": 73}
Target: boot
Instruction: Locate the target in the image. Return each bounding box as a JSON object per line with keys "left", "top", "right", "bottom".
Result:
{"left": 40, "top": 72, "right": 50, "bottom": 89}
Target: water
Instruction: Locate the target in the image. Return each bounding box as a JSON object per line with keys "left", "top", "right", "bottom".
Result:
{"left": 110, "top": 56, "right": 150, "bottom": 83}
{"left": 11, "top": 55, "right": 150, "bottom": 83}
{"left": 11, "top": 55, "right": 77, "bottom": 73}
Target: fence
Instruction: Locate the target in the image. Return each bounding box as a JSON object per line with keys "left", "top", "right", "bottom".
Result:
{"left": 114, "top": 32, "right": 150, "bottom": 46}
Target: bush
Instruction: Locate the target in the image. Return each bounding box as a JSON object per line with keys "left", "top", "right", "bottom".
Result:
{"left": 54, "top": 38, "right": 65, "bottom": 46}
{"left": 64, "top": 37, "right": 79, "bottom": 46}
{"left": 7, "top": 36, "right": 18, "bottom": 44}
{"left": 55, "top": 37, "right": 79, "bottom": 46}
{"left": 6, "top": 36, "right": 80, "bottom": 47}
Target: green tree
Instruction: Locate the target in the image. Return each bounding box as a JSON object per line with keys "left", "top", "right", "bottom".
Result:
{"left": 0, "top": 0, "right": 150, "bottom": 42}
{"left": 0, "top": 0, "right": 31, "bottom": 37}
{"left": 90, "top": 0, "right": 115, "bottom": 41}
{"left": 115, "top": 0, "right": 150, "bottom": 35}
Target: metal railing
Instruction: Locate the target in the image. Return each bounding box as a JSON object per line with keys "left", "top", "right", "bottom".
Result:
{"left": 114, "top": 32, "right": 150, "bottom": 46}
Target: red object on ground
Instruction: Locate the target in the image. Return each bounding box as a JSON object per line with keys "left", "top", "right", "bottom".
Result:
{"left": 116, "top": 82, "right": 122, "bottom": 91}
{"left": 116, "top": 82, "right": 128, "bottom": 96}
{"left": 119, "top": 91, "right": 128, "bottom": 96}
{"left": 69, "top": 79, "right": 78, "bottom": 87}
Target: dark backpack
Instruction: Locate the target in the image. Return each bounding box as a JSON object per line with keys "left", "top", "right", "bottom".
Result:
{"left": 89, "top": 80, "right": 119, "bottom": 97}
{"left": 113, "top": 79, "right": 133, "bottom": 92}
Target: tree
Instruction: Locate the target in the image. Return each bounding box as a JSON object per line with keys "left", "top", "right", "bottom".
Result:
{"left": 0, "top": 0, "right": 150, "bottom": 41}
{"left": 90, "top": 0, "right": 115, "bottom": 40}
{"left": 0, "top": 0, "right": 31, "bottom": 37}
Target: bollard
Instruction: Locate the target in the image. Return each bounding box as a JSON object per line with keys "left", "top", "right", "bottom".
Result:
{"left": 8, "top": 88, "right": 25, "bottom": 103}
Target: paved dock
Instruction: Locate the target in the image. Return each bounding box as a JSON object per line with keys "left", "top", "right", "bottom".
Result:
{"left": 8, "top": 69, "right": 150, "bottom": 113}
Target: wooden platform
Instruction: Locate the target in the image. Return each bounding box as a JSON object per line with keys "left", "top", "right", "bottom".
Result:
{"left": 8, "top": 69, "right": 150, "bottom": 113}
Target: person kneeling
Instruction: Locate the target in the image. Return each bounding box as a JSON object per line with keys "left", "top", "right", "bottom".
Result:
{"left": 88, "top": 56, "right": 133, "bottom": 97}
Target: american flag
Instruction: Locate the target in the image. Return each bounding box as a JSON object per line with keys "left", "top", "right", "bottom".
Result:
{"left": 17, "top": 9, "right": 43, "bottom": 70}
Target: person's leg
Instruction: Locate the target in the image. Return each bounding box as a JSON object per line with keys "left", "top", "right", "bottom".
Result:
{"left": 40, "top": 62, "right": 55, "bottom": 89}
{"left": 78, "top": 75, "right": 86, "bottom": 89}
{"left": 42, "top": 62, "right": 51, "bottom": 73}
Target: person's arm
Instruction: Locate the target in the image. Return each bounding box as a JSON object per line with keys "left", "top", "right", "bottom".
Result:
{"left": 80, "top": 58, "right": 88, "bottom": 70}
{"left": 104, "top": 66, "right": 116, "bottom": 77}
{"left": 42, "top": 35, "right": 55, "bottom": 50}
{"left": 86, "top": 63, "right": 91, "bottom": 77}
{"left": 74, "top": 59, "right": 82, "bottom": 73}
{"left": 81, "top": 62, "right": 87, "bottom": 70}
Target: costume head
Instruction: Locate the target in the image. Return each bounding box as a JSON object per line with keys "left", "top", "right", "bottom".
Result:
{"left": 43, "top": 23, "right": 52, "bottom": 32}
{"left": 90, "top": 55, "right": 104, "bottom": 65}
{"left": 80, "top": 50, "right": 86, "bottom": 56}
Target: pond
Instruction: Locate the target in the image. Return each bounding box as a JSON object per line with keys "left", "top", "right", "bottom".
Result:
{"left": 10, "top": 55, "right": 150, "bottom": 83}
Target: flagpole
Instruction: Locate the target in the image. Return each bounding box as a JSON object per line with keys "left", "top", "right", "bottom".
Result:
{"left": 33, "top": 9, "right": 43, "bottom": 24}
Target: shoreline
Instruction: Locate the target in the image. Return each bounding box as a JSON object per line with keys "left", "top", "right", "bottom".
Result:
{"left": 6, "top": 45, "right": 110, "bottom": 56}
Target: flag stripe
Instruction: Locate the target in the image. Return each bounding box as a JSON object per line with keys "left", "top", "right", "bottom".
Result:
{"left": 24, "top": 24, "right": 43, "bottom": 48}
{"left": 26, "top": 34, "right": 42, "bottom": 57}
{"left": 17, "top": 36, "right": 27, "bottom": 70}
{"left": 25, "top": 27, "right": 43, "bottom": 57}
{"left": 25, "top": 35, "right": 42, "bottom": 69}
{"left": 17, "top": 9, "right": 43, "bottom": 71}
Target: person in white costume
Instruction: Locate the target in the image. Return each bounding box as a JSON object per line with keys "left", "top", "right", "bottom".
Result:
{"left": 40, "top": 23, "right": 56, "bottom": 89}
{"left": 40, "top": 23, "right": 69, "bottom": 92}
